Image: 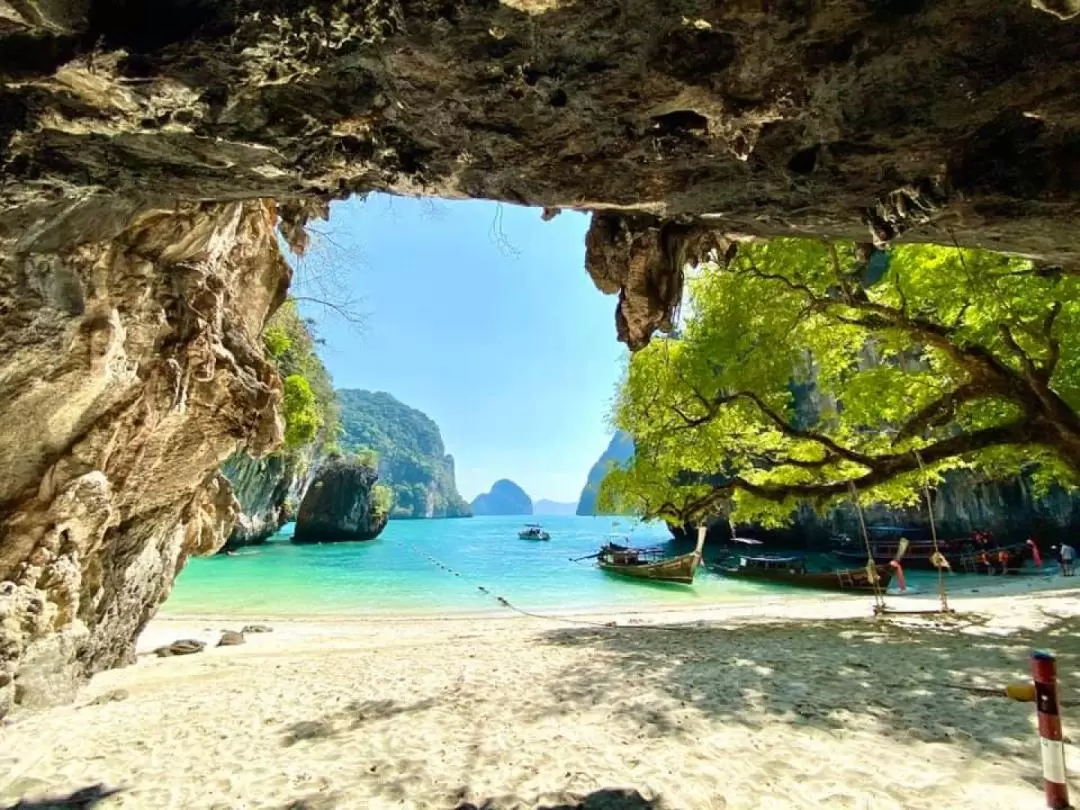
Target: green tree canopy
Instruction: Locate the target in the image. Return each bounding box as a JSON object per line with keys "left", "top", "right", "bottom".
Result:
{"left": 263, "top": 299, "right": 340, "bottom": 455}
{"left": 601, "top": 239, "right": 1080, "bottom": 526}
{"left": 282, "top": 374, "right": 320, "bottom": 449}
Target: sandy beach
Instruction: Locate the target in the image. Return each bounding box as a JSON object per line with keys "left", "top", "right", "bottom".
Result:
{"left": 3, "top": 575, "right": 1080, "bottom": 810}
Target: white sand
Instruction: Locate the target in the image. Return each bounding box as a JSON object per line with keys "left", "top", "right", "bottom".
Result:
{"left": 3, "top": 575, "right": 1080, "bottom": 810}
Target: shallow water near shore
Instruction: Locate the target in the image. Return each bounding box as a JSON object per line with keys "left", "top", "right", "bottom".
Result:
{"left": 161, "top": 515, "right": 1031, "bottom": 618}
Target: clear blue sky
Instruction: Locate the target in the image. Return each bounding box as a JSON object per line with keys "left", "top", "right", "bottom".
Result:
{"left": 293, "top": 194, "right": 627, "bottom": 503}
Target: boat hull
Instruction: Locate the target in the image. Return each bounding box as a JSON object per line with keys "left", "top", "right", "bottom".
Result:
{"left": 718, "top": 563, "right": 893, "bottom": 593}
{"left": 833, "top": 544, "right": 1028, "bottom": 573}
{"left": 598, "top": 552, "right": 700, "bottom": 584}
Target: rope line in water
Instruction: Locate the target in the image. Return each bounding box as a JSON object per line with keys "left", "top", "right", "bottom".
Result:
{"left": 406, "top": 542, "right": 681, "bottom": 631}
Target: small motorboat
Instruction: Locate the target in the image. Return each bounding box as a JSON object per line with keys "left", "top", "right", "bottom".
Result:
{"left": 519, "top": 523, "right": 550, "bottom": 541}
{"left": 716, "top": 553, "right": 893, "bottom": 593}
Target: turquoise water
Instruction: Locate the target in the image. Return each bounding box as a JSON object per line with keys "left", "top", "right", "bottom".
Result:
{"left": 162, "top": 515, "right": 800, "bottom": 618}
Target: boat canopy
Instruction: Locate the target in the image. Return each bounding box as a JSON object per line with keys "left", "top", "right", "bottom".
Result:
{"left": 732, "top": 537, "right": 764, "bottom": 545}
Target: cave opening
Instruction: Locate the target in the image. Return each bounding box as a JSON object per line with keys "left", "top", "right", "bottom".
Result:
{"left": 87, "top": 0, "right": 228, "bottom": 53}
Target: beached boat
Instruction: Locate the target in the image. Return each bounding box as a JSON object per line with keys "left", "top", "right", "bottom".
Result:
{"left": 596, "top": 527, "right": 706, "bottom": 584}
{"left": 717, "top": 554, "right": 893, "bottom": 593}
{"left": 832, "top": 526, "right": 1032, "bottom": 572}
{"left": 518, "top": 524, "right": 550, "bottom": 541}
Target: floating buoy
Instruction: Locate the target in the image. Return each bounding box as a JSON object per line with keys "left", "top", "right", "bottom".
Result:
{"left": 1006, "top": 682, "right": 1037, "bottom": 703}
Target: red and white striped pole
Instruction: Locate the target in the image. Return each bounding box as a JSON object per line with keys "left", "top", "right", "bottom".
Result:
{"left": 1032, "top": 650, "right": 1070, "bottom": 809}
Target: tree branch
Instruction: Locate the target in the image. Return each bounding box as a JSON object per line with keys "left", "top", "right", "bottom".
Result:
{"left": 1042, "top": 301, "right": 1063, "bottom": 380}
{"left": 893, "top": 381, "right": 994, "bottom": 442}
{"left": 292, "top": 296, "right": 368, "bottom": 326}
{"left": 723, "top": 420, "right": 1042, "bottom": 504}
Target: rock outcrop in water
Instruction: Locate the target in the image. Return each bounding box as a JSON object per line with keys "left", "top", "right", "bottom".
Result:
{"left": 2, "top": 0, "right": 1080, "bottom": 708}
{"left": 471, "top": 480, "right": 532, "bottom": 516}
{"left": 0, "top": 201, "right": 287, "bottom": 714}
{"left": 293, "top": 457, "right": 389, "bottom": 543}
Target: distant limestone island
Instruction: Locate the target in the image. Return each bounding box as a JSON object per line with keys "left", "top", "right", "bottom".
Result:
{"left": 471, "top": 479, "right": 533, "bottom": 516}
{"left": 337, "top": 389, "right": 472, "bottom": 520}
{"left": 534, "top": 499, "right": 577, "bottom": 516}
{"left": 469, "top": 435, "right": 636, "bottom": 519}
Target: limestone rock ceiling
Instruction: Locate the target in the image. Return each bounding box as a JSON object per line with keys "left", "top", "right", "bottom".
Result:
{"left": 3, "top": 0, "right": 1080, "bottom": 347}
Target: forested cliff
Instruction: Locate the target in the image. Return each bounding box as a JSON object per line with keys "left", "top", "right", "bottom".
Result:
{"left": 337, "top": 390, "right": 471, "bottom": 519}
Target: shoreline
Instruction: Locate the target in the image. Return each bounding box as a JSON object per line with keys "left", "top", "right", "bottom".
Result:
{"left": 154, "top": 567, "right": 1076, "bottom": 624}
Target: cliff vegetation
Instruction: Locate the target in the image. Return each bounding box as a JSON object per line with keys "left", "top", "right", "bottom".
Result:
{"left": 337, "top": 390, "right": 471, "bottom": 519}
{"left": 220, "top": 299, "right": 340, "bottom": 549}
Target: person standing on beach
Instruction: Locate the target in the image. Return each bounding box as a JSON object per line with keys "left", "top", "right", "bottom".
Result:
{"left": 1060, "top": 543, "right": 1076, "bottom": 576}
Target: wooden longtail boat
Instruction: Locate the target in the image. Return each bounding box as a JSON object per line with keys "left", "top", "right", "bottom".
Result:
{"left": 833, "top": 535, "right": 1031, "bottom": 573}
{"left": 597, "top": 526, "right": 706, "bottom": 585}
{"left": 717, "top": 554, "right": 893, "bottom": 593}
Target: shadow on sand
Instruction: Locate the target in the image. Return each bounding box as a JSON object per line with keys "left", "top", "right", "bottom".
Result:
{"left": 535, "top": 609, "right": 1080, "bottom": 763}
{"left": 2, "top": 784, "right": 122, "bottom": 809}
{"left": 456, "top": 788, "right": 655, "bottom": 810}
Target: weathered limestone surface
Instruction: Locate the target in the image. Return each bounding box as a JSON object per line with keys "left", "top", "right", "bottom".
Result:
{"left": 2, "top": 0, "right": 1080, "bottom": 708}
{"left": 220, "top": 449, "right": 315, "bottom": 550}
{"left": 293, "top": 458, "right": 388, "bottom": 543}
{"left": 0, "top": 200, "right": 288, "bottom": 713}
{"left": 3, "top": 1, "right": 1080, "bottom": 343}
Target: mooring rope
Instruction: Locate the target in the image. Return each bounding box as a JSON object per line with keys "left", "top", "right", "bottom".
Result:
{"left": 914, "top": 449, "right": 951, "bottom": 614}
{"left": 848, "top": 482, "right": 887, "bottom": 616}
{"left": 407, "top": 542, "right": 682, "bottom": 631}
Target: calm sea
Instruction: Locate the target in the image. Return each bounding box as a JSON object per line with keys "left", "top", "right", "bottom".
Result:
{"left": 162, "top": 514, "right": 970, "bottom": 618}
{"left": 160, "top": 515, "right": 804, "bottom": 618}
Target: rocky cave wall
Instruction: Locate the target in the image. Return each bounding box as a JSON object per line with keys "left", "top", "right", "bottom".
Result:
{"left": 3, "top": 0, "right": 1080, "bottom": 344}
{"left": 220, "top": 448, "right": 316, "bottom": 550}
{"left": 2, "top": 0, "right": 1080, "bottom": 708}
{"left": 0, "top": 199, "right": 288, "bottom": 714}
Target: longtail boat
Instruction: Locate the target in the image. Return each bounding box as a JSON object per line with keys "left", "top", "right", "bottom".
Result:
{"left": 717, "top": 554, "right": 893, "bottom": 593}
{"left": 596, "top": 526, "right": 706, "bottom": 584}
{"left": 832, "top": 526, "right": 1032, "bottom": 572}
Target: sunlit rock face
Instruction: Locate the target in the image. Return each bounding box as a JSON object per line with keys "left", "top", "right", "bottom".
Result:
{"left": 0, "top": 200, "right": 288, "bottom": 714}
{"left": 2, "top": 0, "right": 1080, "bottom": 708}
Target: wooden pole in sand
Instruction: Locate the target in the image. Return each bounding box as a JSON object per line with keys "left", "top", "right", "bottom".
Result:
{"left": 847, "top": 482, "right": 886, "bottom": 616}
{"left": 914, "top": 450, "right": 950, "bottom": 614}
{"left": 695, "top": 524, "right": 707, "bottom": 560}
{"left": 1032, "top": 650, "right": 1070, "bottom": 809}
